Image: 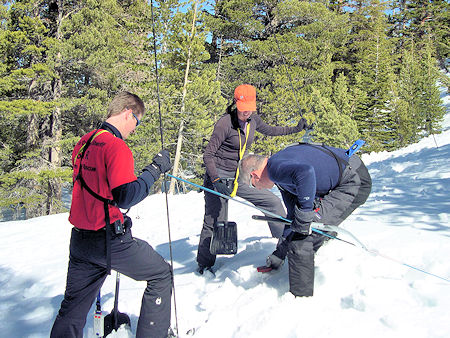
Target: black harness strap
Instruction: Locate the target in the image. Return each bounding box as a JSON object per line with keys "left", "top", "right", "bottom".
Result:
{"left": 75, "top": 130, "right": 116, "bottom": 274}
{"left": 291, "top": 142, "right": 348, "bottom": 186}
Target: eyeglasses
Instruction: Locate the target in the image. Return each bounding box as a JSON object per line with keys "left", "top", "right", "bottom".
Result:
{"left": 249, "top": 174, "right": 255, "bottom": 188}
{"left": 132, "top": 112, "right": 141, "bottom": 127}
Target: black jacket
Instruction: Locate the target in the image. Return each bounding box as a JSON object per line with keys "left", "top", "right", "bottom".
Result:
{"left": 203, "top": 110, "right": 303, "bottom": 180}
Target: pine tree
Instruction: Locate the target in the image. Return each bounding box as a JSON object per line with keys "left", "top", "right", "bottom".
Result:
{"left": 203, "top": 0, "right": 357, "bottom": 155}
{"left": 391, "top": 42, "right": 417, "bottom": 147}
{"left": 0, "top": 0, "right": 65, "bottom": 218}
{"left": 310, "top": 88, "right": 360, "bottom": 147}
{"left": 0, "top": 0, "right": 157, "bottom": 219}
{"left": 389, "top": 1, "right": 446, "bottom": 146}
{"left": 390, "top": 0, "right": 449, "bottom": 72}
{"left": 415, "top": 38, "right": 445, "bottom": 137}
{"left": 348, "top": 0, "right": 397, "bottom": 151}
{"left": 131, "top": 0, "right": 226, "bottom": 192}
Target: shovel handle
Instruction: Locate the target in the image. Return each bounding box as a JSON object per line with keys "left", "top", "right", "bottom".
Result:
{"left": 113, "top": 272, "right": 121, "bottom": 329}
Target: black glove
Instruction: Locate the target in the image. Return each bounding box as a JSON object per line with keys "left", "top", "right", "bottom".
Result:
{"left": 291, "top": 204, "right": 314, "bottom": 235}
{"left": 296, "top": 117, "right": 307, "bottom": 131}
{"left": 305, "top": 121, "right": 314, "bottom": 130}
{"left": 296, "top": 117, "right": 314, "bottom": 131}
{"left": 212, "top": 178, "right": 232, "bottom": 196}
{"left": 266, "top": 252, "right": 284, "bottom": 270}
{"left": 144, "top": 149, "right": 172, "bottom": 180}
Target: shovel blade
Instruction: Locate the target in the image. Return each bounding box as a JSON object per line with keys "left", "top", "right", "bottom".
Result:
{"left": 104, "top": 311, "right": 131, "bottom": 337}
{"left": 210, "top": 221, "right": 237, "bottom": 255}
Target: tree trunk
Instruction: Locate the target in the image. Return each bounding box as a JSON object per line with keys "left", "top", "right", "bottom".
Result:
{"left": 46, "top": 0, "right": 64, "bottom": 214}
{"left": 216, "top": 35, "right": 223, "bottom": 81}
{"left": 169, "top": 1, "right": 198, "bottom": 194}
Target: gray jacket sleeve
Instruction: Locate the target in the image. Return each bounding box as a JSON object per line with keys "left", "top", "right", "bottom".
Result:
{"left": 253, "top": 114, "right": 303, "bottom": 136}
{"left": 203, "top": 116, "right": 230, "bottom": 180}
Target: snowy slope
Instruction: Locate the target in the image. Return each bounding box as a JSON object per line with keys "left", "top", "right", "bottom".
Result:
{"left": 1, "top": 101, "right": 449, "bottom": 337}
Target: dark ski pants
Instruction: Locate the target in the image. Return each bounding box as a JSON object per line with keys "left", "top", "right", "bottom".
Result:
{"left": 51, "top": 226, "right": 172, "bottom": 338}
{"left": 313, "top": 154, "right": 372, "bottom": 226}
{"left": 283, "top": 155, "right": 372, "bottom": 296}
{"left": 288, "top": 233, "right": 325, "bottom": 297}
{"left": 197, "top": 170, "right": 286, "bottom": 268}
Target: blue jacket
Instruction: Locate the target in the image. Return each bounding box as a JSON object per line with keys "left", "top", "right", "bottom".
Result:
{"left": 267, "top": 144, "right": 348, "bottom": 214}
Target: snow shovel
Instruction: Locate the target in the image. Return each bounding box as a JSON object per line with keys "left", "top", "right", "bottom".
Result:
{"left": 104, "top": 272, "right": 131, "bottom": 336}
{"left": 210, "top": 178, "right": 237, "bottom": 255}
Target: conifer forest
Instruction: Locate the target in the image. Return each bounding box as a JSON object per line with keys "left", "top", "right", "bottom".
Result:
{"left": 0, "top": 0, "right": 448, "bottom": 219}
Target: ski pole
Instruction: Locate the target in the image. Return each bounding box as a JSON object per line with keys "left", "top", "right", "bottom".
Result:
{"left": 250, "top": 218, "right": 450, "bottom": 283}
{"left": 166, "top": 174, "right": 335, "bottom": 240}
{"left": 249, "top": 205, "right": 450, "bottom": 282}
{"left": 168, "top": 174, "right": 450, "bottom": 284}
{"left": 150, "top": 0, "right": 179, "bottom": 335}
{"left": 251, "top": 215, "right": 358, "bottom": 247}
{"left": 364, "top": 248, "right": 450, "bottom": 283}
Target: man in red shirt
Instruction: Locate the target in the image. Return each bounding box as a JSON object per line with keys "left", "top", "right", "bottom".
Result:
{"left": 51, "top": 92, "right": 173, "bottom": 338}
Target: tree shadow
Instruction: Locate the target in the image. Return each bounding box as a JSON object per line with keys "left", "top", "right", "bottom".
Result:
{"left": 0, "top": 265, "right": 139, "bottom": 337}
{"left": 0, "top": 266, "right": 61, "bottom": 337}
{"left": 156, "top": 234, "right": 292, "bottom": 296}
{"left": 358, "top": 143, "right": 450, "bottom": 235}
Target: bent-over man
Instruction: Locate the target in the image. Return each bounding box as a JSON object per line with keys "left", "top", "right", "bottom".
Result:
{"left": 239, "top": 143, "right": 371, "bottom": 296}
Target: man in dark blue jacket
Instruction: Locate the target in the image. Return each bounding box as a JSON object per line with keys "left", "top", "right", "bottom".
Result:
{"left": 239, "top": 143, "right": 371, "bottom": 296}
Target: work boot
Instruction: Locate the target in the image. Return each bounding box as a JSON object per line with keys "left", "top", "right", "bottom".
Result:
{"left": 196, "top": 264, "right": 214, "bottom": 276}
{"left": 168, "top": 327, "right": 177, "bottom": 337}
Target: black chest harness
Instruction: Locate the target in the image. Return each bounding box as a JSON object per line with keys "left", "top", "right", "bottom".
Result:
{"left": 287, "top": 142, "right": 349, "bottom": 187}
{"left": 74, "top": 129, "right": 122, "bottom": 274}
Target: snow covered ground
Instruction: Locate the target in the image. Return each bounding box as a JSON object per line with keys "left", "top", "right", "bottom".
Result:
{"left": 1, "top": 95, "right": 449, "bottom": 337}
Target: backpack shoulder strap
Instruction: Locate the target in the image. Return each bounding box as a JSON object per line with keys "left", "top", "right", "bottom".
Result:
{"left": 287, "top": 142, "right": 348, "bottom": 186}
{"left": 73, "top": 129, "right": 116, "bottom": 274}
{"left": 74, "top": 129, "right": 109, "bottom": 165}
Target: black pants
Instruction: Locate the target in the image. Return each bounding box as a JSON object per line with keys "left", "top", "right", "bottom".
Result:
{"left": 313, "top": 154, "right": 372, "bottom": 225}
{"left": 50, "top": 226, "right": 172, "bottom": 338}
{"left": 284, "top": 156, "right": 372, "bottom": 296}
{"left": 197, "top": 170, "right": 286, "bottom": 268}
